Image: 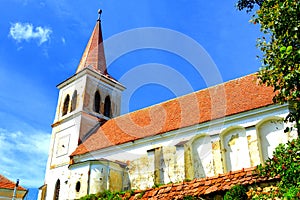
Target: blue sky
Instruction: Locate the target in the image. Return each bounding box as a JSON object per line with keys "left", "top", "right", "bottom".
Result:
{"left": 0, "top": 0, "right": 261, "bottom": 190}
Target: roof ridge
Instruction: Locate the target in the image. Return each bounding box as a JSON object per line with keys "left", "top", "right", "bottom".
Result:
{"left": 110, "top": 73, "right": 258, "bottom": 120}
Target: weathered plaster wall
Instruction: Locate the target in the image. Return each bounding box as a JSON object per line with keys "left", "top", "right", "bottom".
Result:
{"left": 174, "top": 146, "right": 185, "bottom": 181}
{"left": 97, "top": 110, "right": 295, "bottom": 191}
{"left": 68, "top": 164, "right": 89, "bottom": 199}
{"left": 257, "top": 118, "right": 287, "bottom": 162}
{"left": 247, "top": 127, "right": 261, "bottom": 167}
{"left": 84, "top": 76, "right": 122, "bottom": 118}
{"left": 50, "top": 121, "right": 80, "bottom": 168}
{"left": 109, "top": 168, "right": 123, "bottom": 192}
{"left": 221, "top": 127, "right": 251, "bottom": 171}
{"left": 57, "top": 161, "right": 128, "bottom": 199}
{"left": 156, "top": 146, "right": 182, "bottom": 184}
{"left": 64, "top": 105, "right": 297, "bottom": 197}
{"left": 44, "top": 165, "right": 72, "bottom": 200}
{"left": 127, "top": 155, "right": 154, "bottom": 190}
{"left": 54, "top": 75, "right": 86, "bottom": 123}
{"left": 211, "top": 139, "right": 223, "bottom": 175}
{"left": 89, "top": 164, "right": 108, "bottom": 194}
{"left": 44, "top": 70, "right": 126, "bottom": 200}
{"left": 127, "top": 146, "right": 185, "bottom": 190}
{"left": 184, "top": 144, "right": 194, "bottom": 180}
{"left": 190, "top": 135, "right": 214, "bottom": 178}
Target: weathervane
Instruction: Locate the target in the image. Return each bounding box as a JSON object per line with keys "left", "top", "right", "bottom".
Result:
{"left": 98, "top": 9, "right": 102, "bottom": 21}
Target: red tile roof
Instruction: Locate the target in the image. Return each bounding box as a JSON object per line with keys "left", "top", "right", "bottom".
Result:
{"left": 0, "top": 174, "right": 26, "bottom": 191}
{"left": 71, "top": 74, "right": 274, "bottom": 156}
{"left": 127, "top": 167, "right": 278, "bottom": 199}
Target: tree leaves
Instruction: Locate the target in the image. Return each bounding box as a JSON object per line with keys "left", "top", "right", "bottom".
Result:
{"left": 256, "top": 138, "right": 300, "bottom": 198}
{"left": 251, "top": 0, "right": 300, "bottom": 135}
{"left": 236, "top": 0, "right": 264, "bottom": 12}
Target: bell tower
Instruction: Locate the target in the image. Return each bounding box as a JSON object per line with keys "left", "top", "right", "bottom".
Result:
{"left": 42, "top": 10, "right": 125, "bottom": 200}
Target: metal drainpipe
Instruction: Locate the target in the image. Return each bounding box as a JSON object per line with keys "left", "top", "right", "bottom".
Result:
{"left": 12, "top": 179, "right": 19, "bottom": 200}
{"left": 121, "top": 169, "right": 124, "bottom": 191}
{"left": 87, "top": 162, "right": 91, "bottom": 195}
{"left": 107, "top": 165, "right": 110, "bottom": 190}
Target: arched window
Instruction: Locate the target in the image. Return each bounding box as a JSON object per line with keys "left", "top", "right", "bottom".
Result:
{"left": 257, "top": 117, "right": 286, "bottom": 162}
{"left": 104, "top": 96, "right": 111, "bottom": 118}
{"left": 191, "top": 135, "right": 213, "bottom": 178}
{"left": 62, "top": 95, "right": 70, "bottom": 116}
{"left": 94, "top": 91, "right": 101, "bottom": 113}
{"left": 53, "top": 179, "right": 60, "bottom": 200}
{"left": 220, "top": 127, "right": 250, "bottom": 172}
{"left": 71, "top": 90, "right": 77, "bottom": 112}
{"left": 75, "top": 181, "right": 81, "bottom": 192}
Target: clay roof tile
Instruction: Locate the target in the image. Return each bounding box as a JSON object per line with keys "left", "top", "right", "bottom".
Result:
{"left": 76, "top": 18, "right": 107, "bottom": 75}
{"left": 0, "top": 174, "right": 26, "bottom": 191}
{"left": 72, "top": 74, "right": 274, "bottom": 156}
{"left": 133, "top": 167, "right": 280, "bottom": 199}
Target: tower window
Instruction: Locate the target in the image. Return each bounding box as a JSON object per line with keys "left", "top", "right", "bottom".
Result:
{"left": 104, "top": 96, "right": 111, "bottom": 118}
{"left": 94, "top": 91, "right": 101, "bottom": 113}
{"left": 54, "top": 179, "right": 60, "bottom": 200}
{"left": 71, "top": 90, "right": 77, "bottom": 112}
{"left": 62, "top": 95, "right": 70, "bottom": 116}
{"left": 75, "top": 181, "right": 81, "bottom": 192}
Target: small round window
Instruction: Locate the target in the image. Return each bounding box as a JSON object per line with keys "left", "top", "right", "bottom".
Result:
{"left": 75, "top": 181, "right": 81, "bottom": 192}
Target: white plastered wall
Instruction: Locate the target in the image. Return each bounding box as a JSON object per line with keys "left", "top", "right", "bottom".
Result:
{"left": 72, "top": 104, "right": 295, "bottom": 190}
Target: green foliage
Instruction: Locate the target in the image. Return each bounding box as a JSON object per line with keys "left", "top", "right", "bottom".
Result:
{"left": 137, "top": 191, "right": 145, "bottom": 199}
{"left": 79, "top": 190, "right": 124, "bottom": 200}
{"left": 236, "top": 0, "right": 264, "bottom": 12}
{"left": 251, "top": 0, "right": 300, "bottom": 135}
{"left": 96, "top": 190, "right": 122, "bottom": 200}
{"left": 256, "top": 138, "right": 300, "bottom": 198}
{"left": 79, "top": 194, "right": 98, "bottom": 200}
{"left": 237, "top": 0, "right": 300, "bottom": 135}
{"left": 248, "top": 186, "right": 279, "bottom": 199}
{"left": 283, "top": 186, "right": 300, "bottom": 199}
{"left": 223, "top": 184, "right": 248, "bottom": 200}
{"left": 183, "top": 196, "right": 201, "bottom": 200}
{"left": 152, "top": 183, "right": 164, "bottom": 188}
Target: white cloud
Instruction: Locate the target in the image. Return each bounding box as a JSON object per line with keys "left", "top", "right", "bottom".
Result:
{"left": 0, "top": 127, "right": 51, "bottom": 188}
{"left": 9, "top": 22, "right": 52, "bottom": 45}
{"left": 61, "top": 37, "right": 66, "bottom": 45}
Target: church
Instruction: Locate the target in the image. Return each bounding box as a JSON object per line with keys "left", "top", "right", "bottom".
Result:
{"left": 38, "top": 12, "right": 296, "bottom": 200}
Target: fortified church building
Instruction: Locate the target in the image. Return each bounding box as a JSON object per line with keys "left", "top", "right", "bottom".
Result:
{"left": 39, "top": 12, "right": 296, "bottom": 200}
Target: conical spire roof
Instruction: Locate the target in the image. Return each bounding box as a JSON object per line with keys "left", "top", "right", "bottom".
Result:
{"left": 76, "top": 12, "right": 107, "bottom": 74}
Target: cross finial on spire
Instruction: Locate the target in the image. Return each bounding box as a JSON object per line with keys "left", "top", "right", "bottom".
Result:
{"left": 98, "top": 9, "right": 102, "bottom": 21}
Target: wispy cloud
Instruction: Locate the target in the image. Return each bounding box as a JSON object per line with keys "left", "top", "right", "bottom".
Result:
{"left": 61, "top": 37, "right": 66, "bottom": 45}
{"left": 9, "top": 22, "right": 52, "bottom": 45}
{"left": 0, "top": 64, "right": 53, "bottom": 188}
{"left": 0, "top": 127, "right": 50, "bottom": 188}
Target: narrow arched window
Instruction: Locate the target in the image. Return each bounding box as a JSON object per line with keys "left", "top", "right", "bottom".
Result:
{"left": 221, "top": 127, "right": 250, "bottom": 172}
{"left": 104, "top": 96, "right": 111, "bottom": 118}
{"left": 62, "top": 95, "right": 70, "bottom": 116}
{"left": 75, "top": 181, "right": 81, "bottom": 192}
{"left": 94, "top": 91, "right": 101, "bottom": 113}
{"left": 257, "top": 118, "right": 286, "bottom": 162}
{"left": 71, "top": 90, "right": 77, "bottom": 112}
{"left": 191, "top": 135, "right": 213, "bottom": 178}
{"left": 53, "top": 179, "right": 60, "bottom": 200}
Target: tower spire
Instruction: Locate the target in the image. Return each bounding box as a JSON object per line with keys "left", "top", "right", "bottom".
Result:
{"left": 76, "top": 9, "right": 107, "bottom": 74}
